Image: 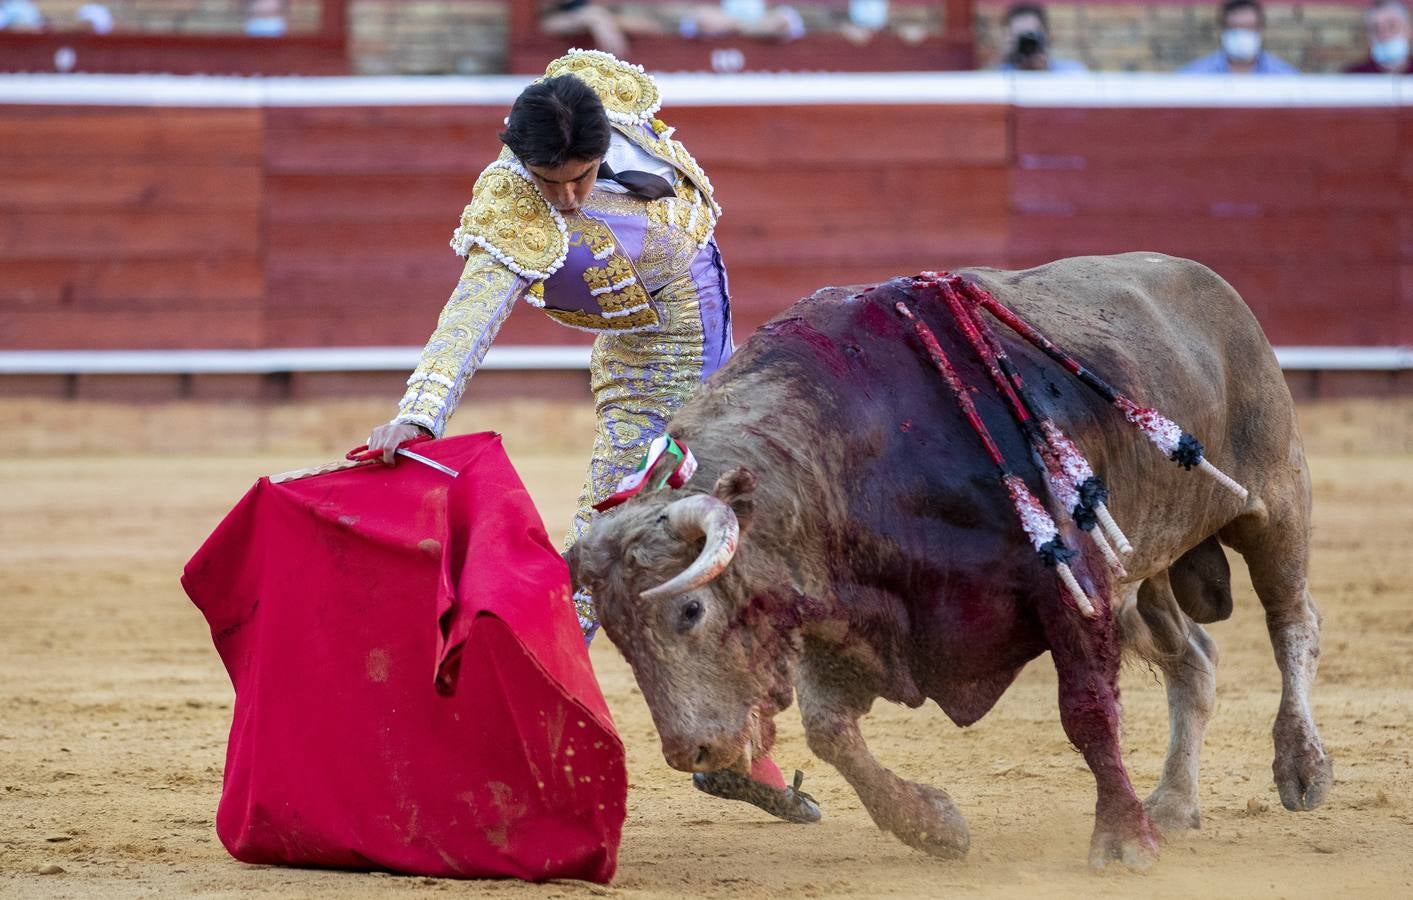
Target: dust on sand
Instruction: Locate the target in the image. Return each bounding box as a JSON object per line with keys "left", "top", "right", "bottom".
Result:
{"left": 1, "top": 398, "right": 1410, "bottom": 898}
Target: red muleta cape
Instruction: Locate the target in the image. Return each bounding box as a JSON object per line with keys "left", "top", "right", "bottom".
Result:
{"left": 181, "top": 433, "right": 626, "bottom": 882}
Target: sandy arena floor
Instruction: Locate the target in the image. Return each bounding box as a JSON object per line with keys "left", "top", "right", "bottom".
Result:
{"left": 1, "top": 397, "right": 1410, "bottom": 899}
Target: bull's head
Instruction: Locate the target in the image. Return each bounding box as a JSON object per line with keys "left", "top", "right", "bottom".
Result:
{"left": 569, "top": 465, "right": 800, "bottom": 775}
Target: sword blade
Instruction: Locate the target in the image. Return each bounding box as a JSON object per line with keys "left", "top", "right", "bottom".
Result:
{"left": 395, "top": 448, "right": 460, "bottom": 478}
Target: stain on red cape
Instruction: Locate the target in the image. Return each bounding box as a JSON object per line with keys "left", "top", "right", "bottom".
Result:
{"left": 181, "top": 433, "right": 626, "bottom": 883}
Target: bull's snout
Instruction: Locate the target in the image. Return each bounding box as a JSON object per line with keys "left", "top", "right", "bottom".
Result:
{"left": 661, "top": 734, "right": 739, "bottom": 773}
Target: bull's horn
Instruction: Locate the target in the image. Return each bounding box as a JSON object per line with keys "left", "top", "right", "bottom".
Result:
{"left": 640, "top": 495, "right": 740, "bottom": 601}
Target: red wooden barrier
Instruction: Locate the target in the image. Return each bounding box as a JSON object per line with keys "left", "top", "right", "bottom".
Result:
{"left": 1, "top": 99, "right": 1409, "bottom": 356}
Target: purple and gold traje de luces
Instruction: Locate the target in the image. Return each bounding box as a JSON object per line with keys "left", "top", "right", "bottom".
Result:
{"left": 391, "top": 49, "right": 735, "bottom": 636}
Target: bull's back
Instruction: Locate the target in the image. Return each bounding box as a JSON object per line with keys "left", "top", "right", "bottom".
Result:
{"left": 691, "top": 254, "right": 1298, "bottom": 712}
{"left": 956, "top": 253, "right": 1299, "bottom": 575}
{"left": 958, "top": 252, "right": 1277, "bottom": 412}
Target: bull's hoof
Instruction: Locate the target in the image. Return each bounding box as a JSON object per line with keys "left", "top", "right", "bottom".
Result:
{"left": 1087, "top": 826, "right": 1159, "bottom": 873}
{"left": 891, "top": 783, "right": 970, "bottom": 859}
{"left": 1273, "top": 745, "right": 1333, "bottom": 812}
{"left": 1143, "top": 790, "right": 1201, "bottom": 836}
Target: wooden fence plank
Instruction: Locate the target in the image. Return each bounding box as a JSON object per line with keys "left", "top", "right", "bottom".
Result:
{"left": 0, "top": 106, "right": 263, "bottom": 163}
{"left": 0, "top": 210, "right": 261, "bottom": 259}
{"left": 0, "top": 163, "right": 263, "bottom": 211}
{"left": 1008, "top": 211, "right": 1400, "bottom": 265}
{"left": 1, "top": 310, "right": 263, "bottom": 350}
{"left": 264, "top": 106, "right": 504, "bottom": 175}
{"left": 1016, "top": 108, "right": 1399, "bottom": 166}
{"left": 264, "top": 173, "right": 471, "bottom": 222}
{"left": 1212, "top": 262, "right": 1400, "bottom": 346}
{"left": 0, "top": 258, "right": 264, "bottom": 308}
{"left": 1012, "top": 164, "right": 1404, "bottom": 215}
{"left": 674, "top": 105, "right": 1011, "bottom": 167}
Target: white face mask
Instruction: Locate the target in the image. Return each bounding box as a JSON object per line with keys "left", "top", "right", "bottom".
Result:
{"left": 1370, "top": 36, "right": 1409, "bottom": 67}
{"left": 721, "top": 0, "right": 766, "bottom": 22}
{"left": 1221, "top": 27, "right": 1262, "bottom": 62}
{"left": 848, "top": 0, "right": 889, "bottom": 30}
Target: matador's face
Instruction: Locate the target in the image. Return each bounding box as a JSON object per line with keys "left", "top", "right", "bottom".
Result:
{"left": 526, "top": 158, "right": 601, "bottom": 216}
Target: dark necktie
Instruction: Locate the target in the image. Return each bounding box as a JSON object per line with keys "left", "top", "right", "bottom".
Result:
{"left": 597, "top": 162, "right": 675, "bottom": 200}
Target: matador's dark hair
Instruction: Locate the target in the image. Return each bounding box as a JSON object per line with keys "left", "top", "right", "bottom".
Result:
{"left": 499, "top": 75, "right": 612, "bottom": 169}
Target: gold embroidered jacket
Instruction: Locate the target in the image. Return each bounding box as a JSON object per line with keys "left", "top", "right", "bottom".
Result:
{"left": 395, "top": 50, "right": 721, "bottom": 436}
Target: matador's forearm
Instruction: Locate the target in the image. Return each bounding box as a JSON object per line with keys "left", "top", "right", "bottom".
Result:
{"left": 394, "top": 249, "right": 529, "bottom": 436}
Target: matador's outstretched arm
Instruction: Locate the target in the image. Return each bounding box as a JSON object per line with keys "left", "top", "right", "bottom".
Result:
{"left": 394, "top": 248, "right": 531, "bottom": 436}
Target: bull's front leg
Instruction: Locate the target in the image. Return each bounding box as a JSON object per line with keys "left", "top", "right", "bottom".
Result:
{"left": 798, "top": 656, "right": 969, "bottom": 858}
{"left": 1041, "top": 587, "right": 1160, "bottom": 871}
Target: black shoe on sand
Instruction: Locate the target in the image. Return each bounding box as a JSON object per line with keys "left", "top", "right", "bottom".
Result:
{"left": 692, "top": 768, "right": 822, "bottom": 824}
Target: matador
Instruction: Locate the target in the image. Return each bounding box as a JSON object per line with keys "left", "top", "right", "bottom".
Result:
{"left": 369, "top": 50, "right": 820, "bottom": 823}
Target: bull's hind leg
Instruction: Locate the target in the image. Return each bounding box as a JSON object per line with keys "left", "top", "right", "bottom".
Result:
{"left": 1221, "top": 487, "right": 1332, "bottom": 812}
{"left": 1041, "top": 588, "right": 1159, "bottom": 871}
{"left": 1125, "top": 572, "right": 1218, "bottom": 835}
{"left": 798, "top": 659, "right": 969, "bottom": 858}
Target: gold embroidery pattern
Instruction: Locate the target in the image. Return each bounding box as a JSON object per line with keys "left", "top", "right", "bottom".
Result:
{"left": 634, "top": 209, "right": 699, "bottom": 295}
{"left": 663, "top": 137, "right": 721, "bottom": 216}
{"left": 395, "top": 248, "right": 526, "bottom": 436}
{"left": 583, "top": 190, "right": 648, "bottom": 218}
{"left": 545, "top": 306, "right": 657, "bottom": 332}
{"left": 543, "top": 50, "right": 660, "bottom": 125}
{"left": 583, "top": 256, "right": 636, "bottom": 295}
{"left": 606, "top": 280, "right": 654, "bottom": 318}
{"left": 451, "top": 162, "right": 566, "bottom": 278}
{"left": 645, "top": 195, "right": 714, "bottom": 251}
{"left": 563, "top": 264, "right": 709, "bottom": 633}
{"left": 555, "top": 211, "right": 659, "bottom": 330}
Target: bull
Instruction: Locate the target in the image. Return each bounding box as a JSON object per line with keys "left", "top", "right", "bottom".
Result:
{"left": 568, "top": 253, "right": 1332, "bottom": 869}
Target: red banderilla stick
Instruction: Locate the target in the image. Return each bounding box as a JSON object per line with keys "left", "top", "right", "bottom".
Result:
{"left": 961, "top": 281, "right": 1248, "bottom": 502}
{"left": 895, "top": 300, "right": 1097, "bottom": 618}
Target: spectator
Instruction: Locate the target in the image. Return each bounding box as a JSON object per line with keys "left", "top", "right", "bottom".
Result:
{"left": 1344, "top": 0, "right": 1411, "bottom": 73}
{"left": 243, "top": 0, "right": 287, "bottom": 38}
{"left": 835, "top": 0, "right": 931, "bottom": 47}
{"left": 76, "top": 3, "right": 115, "bottom": 34}
{"left": 0, "top": 0, "right": 45, "bottom": 30}
{"left": 540, "top": 0, "right": 664, "bottom": 58}
{"left": 1179, "top": 0, "right": 1297, "bottom": 74}
{"left": 678, "top": 0, "right": 806, "bottom": 42}
{"left": 998, "top": 4, "right": 1087, "bottom": 73}
{"left": 838, "top": 0, "right": 889, "bottom": 44}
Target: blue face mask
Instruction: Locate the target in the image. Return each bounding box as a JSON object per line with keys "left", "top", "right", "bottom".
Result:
{"left": 1370, "top": 36, "right": 1409, "bottom": 68}
{"left": 848, "top": 0, "right": 889, "bottom": 30}
{"left": 244, "top": 16, "right": 287, "bottom": 37}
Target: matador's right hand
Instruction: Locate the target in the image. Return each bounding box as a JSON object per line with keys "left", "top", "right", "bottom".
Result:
{"left": 367, "top": 421, "right": 430, "bottom": 465}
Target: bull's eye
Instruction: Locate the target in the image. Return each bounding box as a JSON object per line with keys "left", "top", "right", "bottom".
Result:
{"left": 680, "top": 598, "right": 704, "bottom": 630}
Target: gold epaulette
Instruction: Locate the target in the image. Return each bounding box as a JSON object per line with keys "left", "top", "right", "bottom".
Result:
{"left": 543, "top": 49, "right": 661, "bottom": 127}
{"left": 449, "top": 155, "right": 566, "bottom": 280}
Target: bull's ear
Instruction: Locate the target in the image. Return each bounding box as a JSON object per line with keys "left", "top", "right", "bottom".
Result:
{"left": 712, "top": 466, "right": 756, "bottom": 534}
{"left": 562, "top": 543, "right": 580, "bottom": 583}
{"left": 563, "top": 538, "right": 598, "bottom": 591}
